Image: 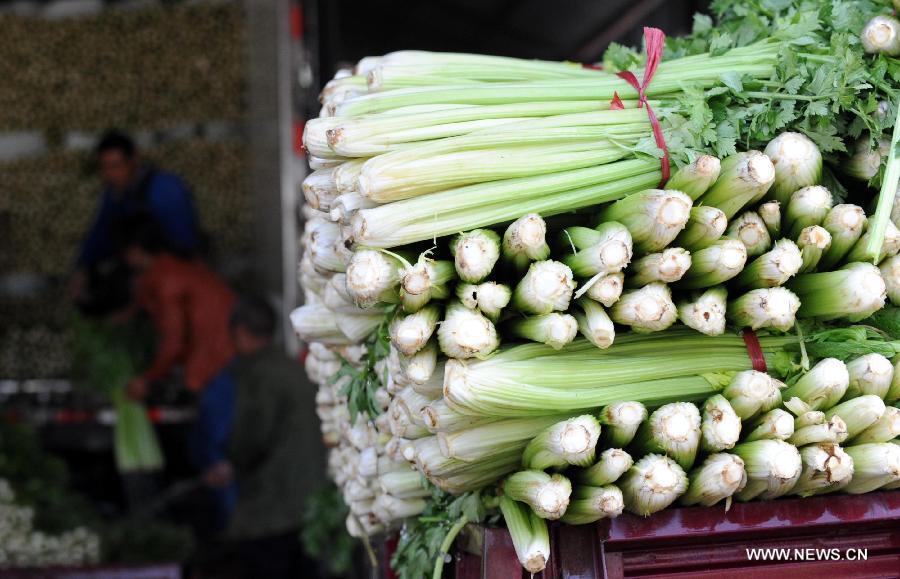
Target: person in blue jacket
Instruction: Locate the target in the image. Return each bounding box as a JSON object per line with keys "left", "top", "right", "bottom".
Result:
{"left": 189, "top": 362, "right": 239, "bottom": 535}
{"left": 70, "top": 130, "right": 202, "bottom": 308}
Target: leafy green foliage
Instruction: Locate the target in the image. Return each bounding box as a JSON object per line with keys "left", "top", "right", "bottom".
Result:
{"left": 620, "top": 0, "right": 898, "bottom": 172}
{"left": 301, "top": 482, "right": 357, "bottom": 577}
{"left": 101, "top": 521, "right": 194, "bottom": 564}
{"left": 333, "top": 306, "right": 395, "bottom": 422}
{"left": 391, "top": 488, "right": 492, "bottom": 579}
{"left": 70, "top": 313, "right": 154, "bottom": 398}
{"left": 0, "top": 419, "right": 98, "bottom": 534}
{"left": 862, "top": 305, "right": 900, "bottom": 340}
{"left": 771, "top": 323, "right": 900, "bottom": 382}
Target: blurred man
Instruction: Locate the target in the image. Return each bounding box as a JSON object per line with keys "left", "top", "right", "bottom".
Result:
{"left": 204, "top": 297, "right": 325, "bottom": 579}
{"left": 72, "top": 130, "right": 202, "bottom": 307}
{"left": 119, "top": 217, "right": 234, "bottom": 400}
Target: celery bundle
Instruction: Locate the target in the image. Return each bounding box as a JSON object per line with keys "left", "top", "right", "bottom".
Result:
{"left": 294, "top": 2, "right": 900, "bottom": 577}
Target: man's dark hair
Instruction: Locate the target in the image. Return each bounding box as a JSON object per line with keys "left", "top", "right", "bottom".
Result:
{"left": 96, "top": 129, "right": 136, "bottom": 159}
{"left": 115, "top": 213, "right": 168, "bottom": 255}
{"left": 230, "top": 295, "right": 278, "bottom": 338}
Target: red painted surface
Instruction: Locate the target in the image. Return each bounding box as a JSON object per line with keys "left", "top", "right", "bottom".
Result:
{"left": 289, "top": 4, "right": 303, "bottom": 40}
{"left": 459, "top": 491, "right": 900, "bottom": 578}
{"left": 382, "top": 533, "right": 399, "bottom": 579}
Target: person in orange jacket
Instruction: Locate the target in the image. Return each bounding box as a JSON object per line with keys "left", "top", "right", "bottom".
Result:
{"left": 117, "top": 215, "right": 236, "bottom": 400}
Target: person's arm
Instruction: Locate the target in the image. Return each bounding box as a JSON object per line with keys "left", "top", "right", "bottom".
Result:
{"left": 148, "top": 175, "right": 201, "bottom": 254}
{"left": 76, "top": 192, "right": 114, "bottom": 269}
{"left": 140, "top": 276, "right": 188, "bottom": 383}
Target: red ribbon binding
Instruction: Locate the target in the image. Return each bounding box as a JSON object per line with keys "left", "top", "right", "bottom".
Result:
{"left": 610, "top": 27, "right": 671, "bottom": 186}
{"left": 741, "top": 329, "right": 767, "bottom": 373}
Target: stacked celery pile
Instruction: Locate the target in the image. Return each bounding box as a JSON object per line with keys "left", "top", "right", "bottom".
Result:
{"left": 294, "top": 1, "right": 900, "bottom": 576}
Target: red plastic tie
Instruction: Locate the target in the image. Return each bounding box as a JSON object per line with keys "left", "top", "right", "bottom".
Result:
{"left": 609, "top": 92, "right": 625, "bottom": 110}
{"left": 582, "top": 63, "right": 604, "bottom": 70}
{"left": 741, "top": 329, "right": 767, "bottom": 373}
{"left": 611, "top": 27, "right": 671, "bottom": 185}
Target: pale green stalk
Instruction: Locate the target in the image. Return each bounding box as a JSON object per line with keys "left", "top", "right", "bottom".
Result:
{"left": 522, "top": 415, "right": 602, "bottom": 470}
{"left": 758, "top": 201, "right": 781, "bottom": 238}
{"left": 562, "top": 222, "right": 633, "bottom": 277}
{"left": 697, "top": 151, "right": 775, "bottom": 218}
{"left": 512, "top": 260, "right": 576, "bottom": 314}
{"left": 436, "top": 415, "right": 571, "bottom": 462}
{"left": 676, "top": 239, "right": 747, "bottom": 289}
{"left": 680, "top": 453, "right": 747, "bottom": 507}
{"left": 609, "top": 283, "right": 678, "bottom": 333}
{"left": 664, "top": 154, "right": 721, "bottom": 200}
{"left": 627, "top": 248, "right": 692, "bottom": 286}
{"left": 818, "top": 204, "right": 867, "bottom": 270}
{"left": 788, "top": 415, "right": 848, "bottom": 446}
{"left": 359, "top": 140, "right": 637, "bottom": 202}
{"left": 848, "top": 406, "right": 900, "bottom": 444}
{"left": 509, "top": 312, "right": 578, "bottom": 350}
{"left": 732, "top": 440, "right": 802, "bottom": 501}
{"left": 797, "top": 226, "right": 831, "bottom": 273}
{"left": 584, "top": 272, "right": 624, "bottom": 306}
{"left": 421, "top": 399, "right": 498, "bottom": 434}
{"left": 597, "top": 189, "right": 692, "bottom": 253}
{"left": 502, "top": 214, "right": 551, "bottom": 272}
{"left": 351, "top": 165, "right": 662, "bottom": 247}
{"left": 722, "top": 370, "right": 784, "bottom": 421}
{"left": 787, "top": 262, "right": 887, "bottom": 322}
{"left": 559, "top": 485, "right": 624, "bottom": 524}
{"left": 732, "top": 239, "right": 803, "bottom": 289}
{"left": 825, "top": 395, "right": 887, "bottom": 439}
{"left": 844, "top": 220, "right": 900, "bottom": 264}
{"left": 841, "top": 442, "right": 900, "bottom": 493}
{"left": 673, "top": 206, "right": 728, "bottom": 251}
{"left": 727, "top": 211, "right": 771, "bottom": 257}
{"left": 631, "top": 402, "right": 701, "bottom": 470}
{"left": 879, "top": 254, "right": 900, "bottom": 306}
{"left": 788, "top": 443, "right": 854, "bottom": 497}
{"left": 437, "top": 303, "right": 498, "bottom": 359}
{"left": 763, "top": 132, "right": 823, "bottom": 204}
{"left": 700, "top": 395, "right": 742, "bottom": 452}
{"left": 784, "top": 185, "right": 833, "bottom": 239}
{"left": 598, "top": 402, "right": 647, "bottom": 448}
{"left": 391, "top": 304, "right": 441, "bottom": 356}
{"left": 452, "top": 229, "right": 500, "bottom": 283}
{"left": 473, "top": 282, "right": 512, "bottom": 322}
{"left": 619, "top": 454, "right": 688, "bottom": 516}
{"left": 345, "top": 249, "right": 403, "bottom": 308}
{"left": 498, "top": 496, "right": 550, "bottom": 574}
{"left": 400, "top": 258, "right": 455, "bottom": 312}
{"left": 503, "top": 470, "right": 572, "bottom": 520}
{"left": 575, "top": 298, "right": 616, "bottom": 349}
{"left": 844, "top": 353, "right": 894, "bottom": 400}
{"left": 677, "top": 287, "right": 727, "bottom": 336}
{"left": 728, "top": 287, "right": 800, "bottom": 332}
{"left": 573, "top": 448, "right": 634, "bottom": 487}
{"left": 743, "top": 409, "right": 794, "bottom": 442}
{"left": 782, "top": 358, "right": 849, "bottom": 410}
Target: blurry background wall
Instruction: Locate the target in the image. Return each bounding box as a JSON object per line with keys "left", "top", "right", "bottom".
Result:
{"left": 0, "top": 1, "right": 251, "bottom": 379}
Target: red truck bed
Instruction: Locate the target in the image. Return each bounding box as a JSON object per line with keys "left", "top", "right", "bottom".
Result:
{"left": 452, "top": 490, "right": 900, "bottom": 578}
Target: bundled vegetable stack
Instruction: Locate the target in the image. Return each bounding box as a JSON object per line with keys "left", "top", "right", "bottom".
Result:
{"left": 293, "top": 0, "right": 900, "bottom": 576}
{"left": 0, "top": 479, "right": 100, "bottom": 568}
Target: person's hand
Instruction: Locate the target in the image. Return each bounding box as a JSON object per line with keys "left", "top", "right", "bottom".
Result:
{"left": 69, "top": 270, "right": 88, "bottom": 300}
{"left": 126, "top": 376, "right": 149, "bottom": 401}
{"left": 203, "top": 461, "right": 234, "bottom": 488}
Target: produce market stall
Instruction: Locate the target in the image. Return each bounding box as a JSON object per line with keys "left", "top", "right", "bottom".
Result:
{"left": 292, "top": 0, "right": 900, "bottom": 576}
